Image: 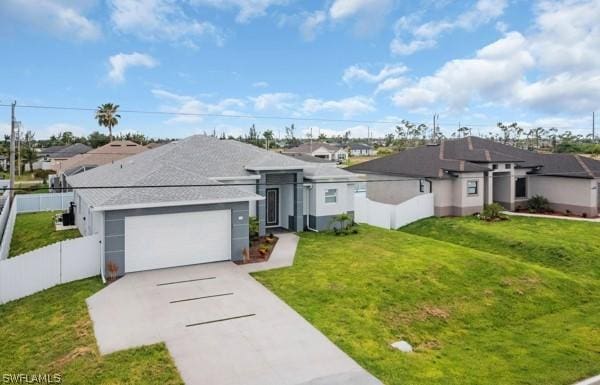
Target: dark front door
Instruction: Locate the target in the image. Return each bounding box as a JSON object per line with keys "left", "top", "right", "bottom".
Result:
{"left": 266, "top": 188, "right": 279, "bottom": 226}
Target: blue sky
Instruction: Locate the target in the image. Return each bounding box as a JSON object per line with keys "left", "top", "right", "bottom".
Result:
{"left": 1, "top": 0, "right": 599, "bottom": 139}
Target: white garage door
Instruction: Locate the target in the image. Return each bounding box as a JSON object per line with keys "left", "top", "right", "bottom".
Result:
{"left": 124, "top": 210, "right": 231, "bottom": 273}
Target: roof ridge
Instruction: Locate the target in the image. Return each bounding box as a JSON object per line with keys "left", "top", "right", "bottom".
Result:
{"left": 467, "top": 137, "right": 474, "bottom": 150}
{"left": 574, "top": 155, "right": 594, "bottom": 178}
{"left": 439, "top": 140, "right": 445, "bottom": 160}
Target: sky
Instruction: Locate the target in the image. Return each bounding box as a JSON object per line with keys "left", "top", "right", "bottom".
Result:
{"left": 0, "top": 0, "right": 599, "bottom": 140}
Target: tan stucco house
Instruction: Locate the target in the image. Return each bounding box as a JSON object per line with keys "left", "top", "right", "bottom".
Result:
{"left": 348, "top": 136, "right": 600, "bottom": 217}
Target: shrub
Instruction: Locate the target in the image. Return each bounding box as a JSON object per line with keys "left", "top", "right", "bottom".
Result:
{"left": 480, "top": 203, "right": 507, "bottom": 221}
{"left": 33, "top": 169, "right": 55, "bottom": 182}
{"left": 249, "top": 216, "right": 259, "bottom": 241}
{"left": 528, "top": 195, "right": 550, "bottom": 213}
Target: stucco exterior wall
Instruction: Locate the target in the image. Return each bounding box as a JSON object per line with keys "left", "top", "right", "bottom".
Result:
{"left": 528, "top": 176, "right": 597, "bottom": 216}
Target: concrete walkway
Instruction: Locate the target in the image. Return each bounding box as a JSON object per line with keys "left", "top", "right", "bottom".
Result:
{"left": 573, "top": 374, "right": 600, "bottom": 385}
{"left": 240, "top": 233, "right": 300, "bottom": 273}
{"left": 502, "top": 211, "right": 600, "bottom": 222}
{"left": 87, "top": 262, "right": 381, "bottom": 385}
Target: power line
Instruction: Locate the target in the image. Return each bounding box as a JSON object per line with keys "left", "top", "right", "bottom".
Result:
{"left": 8, "top": 170, "right": 598, "bottom": 192}
{"left": 0, "top": 103, "right": 593, "bottom": 130}
{"left": 0, "top": 103, "right": 404, "bottom": 126}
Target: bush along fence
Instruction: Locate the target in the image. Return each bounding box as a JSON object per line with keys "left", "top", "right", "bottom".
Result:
{"left": 354, "top": 193, "right": 435, "bottom": 230}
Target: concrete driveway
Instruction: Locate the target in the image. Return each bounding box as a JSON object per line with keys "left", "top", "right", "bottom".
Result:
{"left": 87, "top": 262, "right": 381, "bottom": 385}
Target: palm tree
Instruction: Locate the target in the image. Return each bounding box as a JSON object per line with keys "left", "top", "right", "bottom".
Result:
{"left": 95, "top": 103, "right": 121, "bottom": 142}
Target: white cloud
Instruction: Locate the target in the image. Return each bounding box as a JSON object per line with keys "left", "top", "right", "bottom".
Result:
{"left": 375, "top": 77, "right": 407, "bottom": 93}
{"left": 342, "top": 63, "right": 407, "bottom": 84}
{"left": 152, "top": 89, "right": 246, "bottom": 124}
{"left": 108, "top": 52, "right": 158, "bottom": 83}
{"left": 300, "top": 10, "right": 327, "bottom": 41}
{"left": 190, "top": 0, "right": 286, "bottom": 23}
{"left": 250, "top": 93, "right": 296, "bottom": 110}
{"left": 391, "top": 0, "right": 508, "bottom": 55}
{"left": 0, "top": 0, "right": 101, "bottom": 40}
{"left": 329, "top": 0, "right": 394, "bottom": 35}
{"left": 109, "top": 0, "right": 224, "bottom": 47}
{"left": 392, "top": 0, "right": 600, "bottom": 115}
{"left": 301, "top": 96, "right": 375, "bottom": 117}
{"left": 393, "top": 32, "right": 534, "bottom": 109}
{"left": 252, "top": 81, "right": 269, "bottom": 88}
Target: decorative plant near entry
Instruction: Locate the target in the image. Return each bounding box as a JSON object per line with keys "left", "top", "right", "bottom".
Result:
{"left": 330, "top": 213, "right": 358, "bottom": 235}
{"left": 249, "top": 216, "right": 259, "bottom": 241}
{"left": 527, "top": 195, "right": 550, "bottom": 213}
{"left": 480, "top": 203, "right": 508, "bottom": 221}
{"left": 106, "top": 261, "right": 119, "bottom": 282}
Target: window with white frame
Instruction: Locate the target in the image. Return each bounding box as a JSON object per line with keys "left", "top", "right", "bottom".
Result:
{"left": 324, "top": 188, "right": 337, "bottom": 203}
{"left": 467, "top": 180, "right": 478, "bottom": 195}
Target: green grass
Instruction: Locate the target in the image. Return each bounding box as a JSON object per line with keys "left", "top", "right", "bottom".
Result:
{"left": 0, "top": 277, "right": 183, "bottom": 384}
{"left": 253, "top": 225, "right": 600, "bottom": 385}
{"left": 401, "top": 216, "right": 600, "bottom": 280}
{"left": 9, "top": 211, "right": 81, "bottom": 257}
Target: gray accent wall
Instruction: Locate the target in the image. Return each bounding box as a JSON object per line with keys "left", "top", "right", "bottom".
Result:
{"left": 104, "top": 201, "right": 249, "bottom": 277}
{"left": 309, "top": 211, "right": 355, "bottom": 231}
{"left": 257, "top": 170, "right": 304, "bottom": 235}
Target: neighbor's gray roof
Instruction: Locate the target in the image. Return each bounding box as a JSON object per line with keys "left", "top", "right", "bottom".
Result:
{"left": 46, "top": 143, "right": 92, "bottom": 159}
{"left": 283, "top": 153, "right": 335, "bottom": 163}
{"left": 283, "top": 142, "right": 343, "bottom": 154}
{"left": 350, "top": 143, "right": 373, "bottom": 150}
{"left": 67, "top": 135, "right": 354, "bottom": 209}
{"left": 348, "top": 136, "right": 600, "bottom": 179}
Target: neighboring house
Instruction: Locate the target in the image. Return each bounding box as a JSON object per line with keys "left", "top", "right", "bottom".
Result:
{"left": 67, "top": 135, "right": 356, "bottom": 277}
{"left": 349, "top": 143, "right": 375, "bottom": 157}
{"left": 283, "top": 153, "right": 336, "bottom": 164}
{"left": 283, "top": 142, "right": 348, "bottom": 162}
{"left": 51, "top": 141, "right": 147, "bottom": 190}
{"left": 348, "top": 136, "right": 600, "bottom": 217}
{"left": 35, "top": 143, "right": 92, "bottom": 170}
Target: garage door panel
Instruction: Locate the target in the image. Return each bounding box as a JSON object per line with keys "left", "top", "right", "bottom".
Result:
{"left": 124, "top": 210, "right": 231, "bottom": 273}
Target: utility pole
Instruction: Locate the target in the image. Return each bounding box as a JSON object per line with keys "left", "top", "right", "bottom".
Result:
{"left": 309, "top": 127, "right": 313, "bottom": 153}
{"left": 9, "top": 101, "right": 16, "bottom": 201}
{"left": 593, "top": 111, "right": 596, "bottom": 142}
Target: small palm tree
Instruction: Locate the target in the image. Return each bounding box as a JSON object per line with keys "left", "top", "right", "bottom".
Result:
{"left": 95, "top": 103, "right": 121, "bottom": 142}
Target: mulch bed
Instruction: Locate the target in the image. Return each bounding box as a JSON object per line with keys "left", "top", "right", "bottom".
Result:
{"left": 235, "top": 235, "right": 278, "bottom": 265}
{"left": 514, "top": 208, "right": 591, "bottom": 219}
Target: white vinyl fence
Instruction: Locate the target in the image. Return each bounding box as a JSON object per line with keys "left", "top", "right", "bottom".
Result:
{"left": 0, "top": 234, "right": 101, "bottom": 304}
{"left": 0, "top": 192, "right": 74, "bottom": 260}
{"left": 354, "top": 193, "right": 434, "bottom": 230}
{"left": 16, "top": 192, "right": 73, "bottom": 213}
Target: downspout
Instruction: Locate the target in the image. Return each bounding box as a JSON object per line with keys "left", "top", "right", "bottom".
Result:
{"left": 306, "top": 184, "right": 318, "bottom": 232}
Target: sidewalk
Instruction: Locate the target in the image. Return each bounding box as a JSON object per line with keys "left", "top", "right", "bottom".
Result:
{"left": 240, "top": 232, "right": 300, "bottom": 273}
{"left": 502, "top": 211, "right": 600, "bottom": 222}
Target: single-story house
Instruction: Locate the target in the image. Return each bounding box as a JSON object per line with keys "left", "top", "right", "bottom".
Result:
{"left": 349, "top": 143, "right": 375, "bottom": 157}
{"left": 348, "top": 136, "right": 600, "bottom": 217}
{"left": 35, "top": 143, "right": 92, "bottom": 170}
{"left": 50, "top": 141, "right": 147, "bottom": 190}
{"left": 283, "top": 142, "right": 348, "bottom": 162}
{"left": 67, "top": 135, "right": 356, "bottom": 277}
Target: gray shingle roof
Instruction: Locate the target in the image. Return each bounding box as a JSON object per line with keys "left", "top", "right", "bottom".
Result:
{"left": 47, "top": 143, "right": 92, "bottom": 159}
{"left": 347, "top": 136, "right": 600, "bottom": 179}
{"left": 283, "top": 142, "right": 343, "bottom": 154}
{"left": 67, "top": 135, "right": 355, "bottom": 209}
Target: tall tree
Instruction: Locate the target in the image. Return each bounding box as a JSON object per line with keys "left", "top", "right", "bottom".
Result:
{"left": 95, "top": 103, "right": 121, "bottom": 142}
{"left": 263, "top": 129, "right": 274, "bottom": 150}
{"left": 285, "top": 124, "right": 300, "bottom": 147}
{"left": 87, "top": 131, "right": 110, "bottom": 148}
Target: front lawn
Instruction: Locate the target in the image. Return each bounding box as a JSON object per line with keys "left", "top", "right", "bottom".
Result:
{"left": 9, "top": 211, "right": 81, "bottom": 257}
{"left": 253, "top": 225, "right": 600, "bottom": 385}
{"left": 0, "top": 277, "right": 183, "bottom": 384}
{"left": 401, "top": 216, "right": 600, "bottom": 280}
